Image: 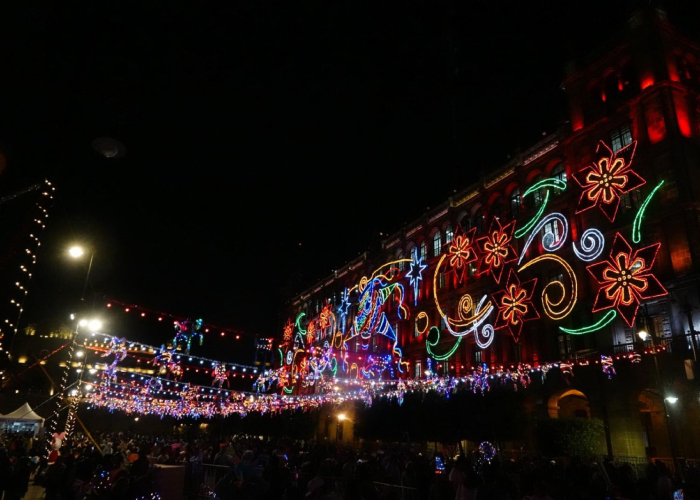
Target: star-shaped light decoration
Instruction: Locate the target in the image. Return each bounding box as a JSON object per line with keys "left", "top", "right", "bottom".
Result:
{"left": 444, "top": 225, "right": 478, "bottom": 284}
{"left": 338, "top": 287, "right": 351, "bottom": 317}
{"left": 476, "top": 217, "right": 517, "bottom": 284}
{"left": 586, "top": 232, "right": 667, "bottom": 326}
{"left": 406, "top": 246, "right": 428, "bottom": 306}
{"left": 572, "top": 140, "right": 645, "bottom": 222}
{"left": 492, "top": 269, "right": 539, "bottom": 343}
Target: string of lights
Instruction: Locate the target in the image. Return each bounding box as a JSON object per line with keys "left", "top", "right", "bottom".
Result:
{"left": 2, "top": 179, "right": 56, "bottom": 358}
{"left": 104, "top": 298, "right": 255, "bottom": 340}
{"left": 78, "top": 330, "right": 260, "bottom": 372}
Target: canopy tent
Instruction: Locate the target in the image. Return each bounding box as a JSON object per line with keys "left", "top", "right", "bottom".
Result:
{"left": 0, "top": 403, "right": 44, "bottom": 436}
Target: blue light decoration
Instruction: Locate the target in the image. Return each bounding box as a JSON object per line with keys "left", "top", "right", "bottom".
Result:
{"left": 435, "top": 456, "right": 446, "bottom": 474}
{"left": 338, "top": 287, "right": 351, "bottom": 332}
{"left": 406, "top": 246, "right": 428, "bottom": 306}
{"left": 572, "top": 228, "right": 605, "bottom": 262}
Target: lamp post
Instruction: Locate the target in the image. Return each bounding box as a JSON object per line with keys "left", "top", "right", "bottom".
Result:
{"left": 638, "top": 328, "right": 682, "bottom": 478}
{"left": 68, "top": 246, "right": 94, "bottom": 302}
{"left": 336, "top": 413, "right": 346, "bottom": 444}
{"left": 663, "top": 396, "right": 681, "bottom": 479}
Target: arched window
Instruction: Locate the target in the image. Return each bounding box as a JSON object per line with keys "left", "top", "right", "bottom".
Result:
{"left": 492, "top": 199, "right": 504, "bottom": 220}
{"left": 459, "top": 214, "right": 472, "bottom": 231}
{"left": 531, "top": 175, "right": 545, "bottom": 208}
{"left": 397, "top": 251, "right": 405, "bottom": 271}
{"left": 433, "top": 231, "right": 442, "bottom": 257}
{"left": 510, "top": 189, "right": 521, "bottom": 217}
{"left": 473, "top": 208, "right": 484, "bottom": 235}
{"left": 420, "top": 241, "right": 427, "bottom": 261}
{"left": 445, "top": 226, "right": 454, "bottom": 244}
{"left": 551, "top": 163, "right": 566, "bottom": 195}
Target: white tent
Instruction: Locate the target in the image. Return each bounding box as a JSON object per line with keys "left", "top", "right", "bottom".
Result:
{"left": 0, "top": 403, "right": 44, "bottom": 436}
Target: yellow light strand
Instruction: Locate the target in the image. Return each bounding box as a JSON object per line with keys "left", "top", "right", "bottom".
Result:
{"left": 518, "top": 254, "right": 577, "bottom": 320}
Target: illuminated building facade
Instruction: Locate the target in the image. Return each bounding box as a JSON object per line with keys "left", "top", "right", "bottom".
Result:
{"left": 281, "top": 9, "right": 700, "bottom": 456}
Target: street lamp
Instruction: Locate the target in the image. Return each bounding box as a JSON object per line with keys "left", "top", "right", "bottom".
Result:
{"left": 637, "top": 330, "right": 649, "bottom": 341}
{"left": 336, "top": 413, "right": 346, "bottom": 444}
{"left": 68, "top": 245, "right": 94, "bottom": 302}
{"left": 663, "top": 396, "right": 681, "bottom": 478}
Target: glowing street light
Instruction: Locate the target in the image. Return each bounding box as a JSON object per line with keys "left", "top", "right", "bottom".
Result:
{"left": 337, "top": 413, "right": 346, "bottom": 421}
{"left": 68, "top": 246, "right": 85, "bottom": 258}
{"left": 67, "top": 245, "right": 94, "bottom": 301}
{"left": 665, "top": 396, "right": 678, "bottom": 404}
{"left": 637, "top": 330, "right": 649, "bottom": 341}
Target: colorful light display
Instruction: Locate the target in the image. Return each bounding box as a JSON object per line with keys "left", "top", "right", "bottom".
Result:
{"left": 477, "top": 218, "right": 517, "bottom": 284}
{"left": 492, "top": 270, "right": 539, "bottom": 343}
{"left": 572, "top": 140, "right": 645, "bottom": 222}
{"left": 406, "top": 246, "right": 428, "bottom": 306}
{"left": 586, "top": 233, "right": 667, "bottom": 326}
{"left": 632, "top": 180, "right": 664, "bottom": 244}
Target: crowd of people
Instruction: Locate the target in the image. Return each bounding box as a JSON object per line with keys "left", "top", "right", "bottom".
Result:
{"left": 1, "top": 429, "right": 700, "bottom": 500}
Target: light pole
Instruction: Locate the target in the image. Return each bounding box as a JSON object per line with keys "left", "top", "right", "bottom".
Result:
{"left": 336, "top": 413, "right": 346, "bottom": 444}
{"left": 68, "top": 246, "right": 94, "bottom": 302}
{"left": 638, "top": 328, "right": 682, "bottom": 478}
{"left": 663, "top": 396, "right": 681, "bottom": 479}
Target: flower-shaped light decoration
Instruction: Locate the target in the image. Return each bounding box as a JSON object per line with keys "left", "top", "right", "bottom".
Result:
{"left": 318, "top": 304, "right": 333, "bottom": 331}
{"left": 306, "top": 321, "right": 316, "bottom": 345}
{"left": 586, "top": 232, "right": 667, "bottom": 327}
{"left": 283, "top": 319, "right": 293, "bottom": 342}
{"left": 476, "top": 218, "right": 517, "bottom": 284}
{"left": 492, "top": 269, "right": 539, "bottom": 343}
{"left": 444, "top": 226, "right": 478, "bottom": 284}
{"left": 572, "top": 140, "right": 645, "bottom": 222}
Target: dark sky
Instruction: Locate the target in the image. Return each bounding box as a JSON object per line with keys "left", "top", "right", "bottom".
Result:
{"left": 0, "top": 1, "right": 698, "bottom": 356}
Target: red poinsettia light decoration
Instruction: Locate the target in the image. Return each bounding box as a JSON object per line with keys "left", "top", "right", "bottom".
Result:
{"left": 492, "top": 269, "right": 539, "bottom": 343}
{"left": 444, "top": 226, "right": 478, "bottom": 283}
{"left": 586, "top": 233, "right": 667, "bottom": 327}
{"left": 318, "top": 304, "right": 332, "bottom": 330}
{"left": 476, "top": 218, "right": 517, "bottom": 284}
{"left": 572, "top": 140, "right": 645, "bottom": 222}
{"left": 306, "top": 321, "right": 316, "bottom": 344}
{"left": 283, "top": 319, "right": 293, "bottom": 342}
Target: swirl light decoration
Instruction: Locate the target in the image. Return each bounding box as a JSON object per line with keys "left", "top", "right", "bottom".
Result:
{"left": 518, "top": 213, "right": 568, "bottom": 264}
{"left": 572, "top": 228, "right": 605, "bottom": 262}
{"left": 475, "top": 323, "right": 495, "bottom": 349}
{"left": 559, "top": 310, "right": 617, "bottom": 335}
{"left": 518, "top": 254, "right": 577, "bottom": 321}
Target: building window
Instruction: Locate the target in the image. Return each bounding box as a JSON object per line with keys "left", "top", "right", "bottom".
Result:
{"left": 392, "top": 323, "right": 399, "bottom": 341}
{"left": 531, "top": 176, "right": 545, "bottom": 208}
{"left": 473, "top": 208, "right": 484, "bottom": 235}
{"left": 438, "top": 272, "right": 446, "bottom": 290}
{"left": 397, "top": 251, "right": 405, "bottom": 271}
{"left": 552, "top": 163, "right": 567, "bottom": 195}
{"left": 372, "top": 334, "right": 378, "bottom": 353}
{"left": 439, "top": 314, "right": 447, "bottom": 331}
{"left": 620, "top": 189, "right": 642, "bottom": 212}
{"left": 468, "top": 262, "right": 477, "bottom": 277}
{"left": 543, "top": 219, "right": 561, "bottom": 243}
{"left": 445, "top": 226, "right": 454, "bottom": 244}
{"left": 420, "top": 241, "right": 427, "bottom": 261}
{"left": 433, "top": 231, "right": 442, "bottom": 257}
{"left": 414, "top": 361, "right": 422, "bottom": 378}
{"left": 548, "top": 268, "right": 564, "bottom": 284}
{"left": 492, "top": 200, "right": 504, "bottom": 220}
{"left": 610, "top": 124, "right": 633, "bottom": 152}
{"left": 558, "top": 335, "right": 567, "bottom": 357}
{"left": 510, "top": 189, "right": 521, "bottom": 217}
{"left": 414, "top": 318, "right": 421, "bottom": 338}
{"left": 474, "top": 350, "right": 482, "bottom": 364}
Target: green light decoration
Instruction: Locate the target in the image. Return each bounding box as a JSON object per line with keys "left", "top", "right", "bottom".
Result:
{"left": 523, "top": 177, "right": 566, "bottom": 197}
{"left": 278, "top": 348, "right": 284, "bottom": 365}
{"left": 515, "top": 191, "right": 550, "bottom": 238}
{"left": 632, "top": 180, "right": 664, "bottom": 244}
{"left": 283, "top": 386, "right": 294, "bottom": 394}
{"left": 426, "top": 326, "right": 462, "bottom": 361}
{"left": 559, "top": 310, "right": 617, "bottom": 335}
{"left": 295, "top": 312, "right": 307, "bottom": 334}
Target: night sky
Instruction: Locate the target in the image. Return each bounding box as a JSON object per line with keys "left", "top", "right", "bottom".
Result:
{"left": 0, "top": 1, "right": 698, "bottom": 361}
